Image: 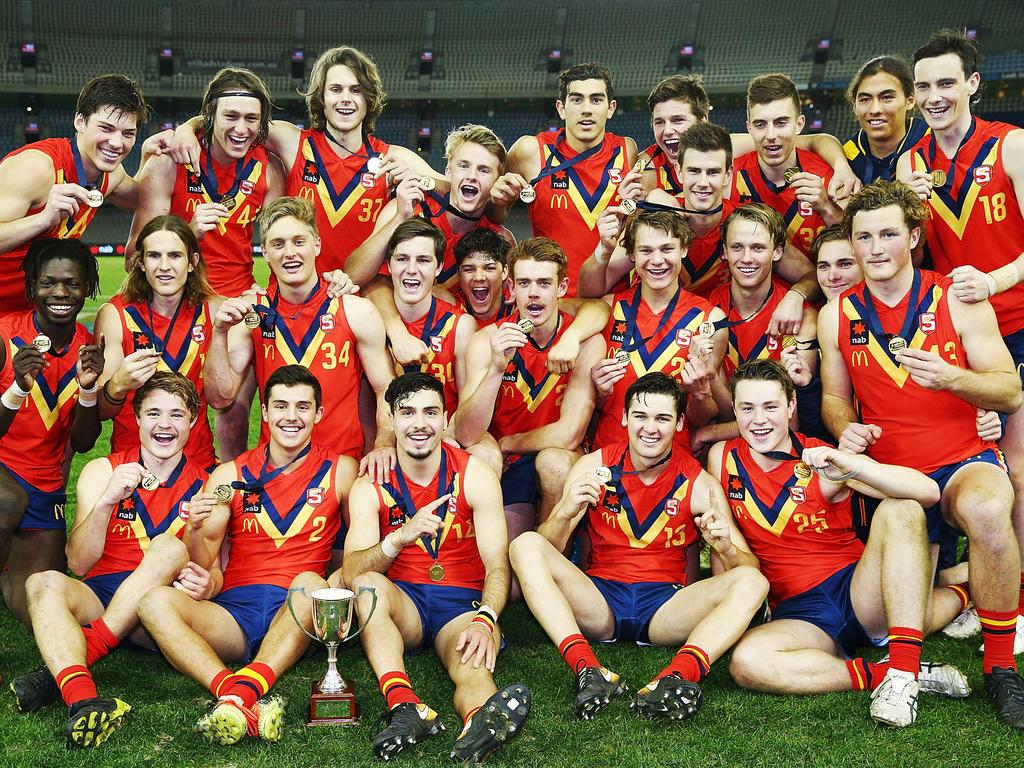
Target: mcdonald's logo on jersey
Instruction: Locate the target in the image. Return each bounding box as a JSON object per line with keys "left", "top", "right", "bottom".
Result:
{"left": 113, "top": 523, "right": 134, "bottom": 538}
{"left": 242, "top": 517, "right": 259, "bottom": 533}
{"left": 851, "top": 350, "right": 869, "bottom": 367}
{"left": 550, "top": 193, "right": 569, "bottom": 209}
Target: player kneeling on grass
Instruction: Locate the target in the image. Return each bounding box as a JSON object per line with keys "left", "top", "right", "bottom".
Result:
{"left": 714, "top": 360, "right": 970, "bottom": 728}
{"left": 9, "top": 372, "right": 210, "bottom": 749}
{"left": 341, "top": 372, "right": 529, "bottom": 763}
{"left": 510, "top": 371, "right": 768, "bottom": 721}
{"left": 137, "top": 365, "right": 357, "bottom": 746}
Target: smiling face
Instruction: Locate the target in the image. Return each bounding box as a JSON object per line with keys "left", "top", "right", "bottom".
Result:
{"left": 631, "top": 224, "right": 684, "bottom": 293}
{"left": 210, "top": 95, "right": 262, "bottom": 159}
{"left": 390, "top": 235, "right": 441, "bottom": 306}
{"left": 140, "top": 229, "right": 195, "bottom": 301}
{"left": 747, "top": 98, "right": 804, "bottom": 169}
{"left": 33, "top": 257, "right": 88, "bottom": 329}
{"left": 914, "top": 52, "right": 979, "bottom": 134}
{"left": 849, "top": 204, "right": 919, "bottom": 284}
{"left": 446, "top": 141, "right": 500, "bottom": 215}
{"left": 816, "top": 238, "right": 862, "bottom": 301}
{"left": 853, "top": 71, "right": 914, "bottom": 147}
{"left": 724, "top": 219, "right": 782, "bottom": 290}
{"left": 557, "top": 78, "right": 616, "bottom": 147}
{"left": 392, "top": 387, "right": 446, "bottom": 461}
{"left": 679, "top": 147, "right": 729, "bottom": 213}
{"left": 73, "top": 107, "right": 138, "bottom": 176}
{"left": 734, "top": 378, "right": 795, "bottom": 455}
{"left": 137, "top": 389, "right": 195, "bottom": 459}
{"left": 322, "top": 64, "right": 367, "bottom": 135}
{"left": 623, "top": 391, "right": 683, "bottom": 461}
{"left": 262, "top": 383, "right": 323, "bottom": 449}
{"left": 651, "top": 99, "right": 700, "bottom": 163}
{"left": 458, "top": 251, "right": 507, "bottom": 318}
{"left": 262, "top": 214, "right": 320, "bottom": 289}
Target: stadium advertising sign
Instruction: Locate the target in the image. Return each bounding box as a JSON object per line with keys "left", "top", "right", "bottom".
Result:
{"left": 182, "top": 56, "right": 284, "bottom": 74}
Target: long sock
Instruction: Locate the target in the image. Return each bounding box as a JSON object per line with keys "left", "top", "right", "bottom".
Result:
{"left": 463, "top": 705, "right": 481, "bottom": 726}
{"left": 82, "top": 618, "right": 120, "bottom": 666}
{"left": 379, "top": 671, "right": 420, "bottom": 710}
{"left": 558, "top": 633, "right": 599, "bottom": 672}
{"left": 947, "top": 583, "right": 970, "bottom": 612}
{"left": 1018, "top": 572, "right": 1024, "bottom": 616}
{"left": 979, "top": 607, "right": 1019, "bottom": 674}
{"left": 224, "top": 662, "right": 277, "bottom": 709}
{"left": 845, "top": 658, "right": 887, "bottom": 691}
{"left": 56, "top": 665, "right": 97, "bottom": 707}
{"left": 657, "top": 644, "right": 711, "bottom": 683}
{"left": 209, "top": 668, "right": 234, "bottom": 698}
{"left": 887, "top": 627, "right": 923, "bottom": 678}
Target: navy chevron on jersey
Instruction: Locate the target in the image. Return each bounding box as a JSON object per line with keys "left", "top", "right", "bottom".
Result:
{"left": 843, "top": 117, "right": 928, "bottom": 184}
{"left": 399, "top": 296, "right": 464, "bottom": 413}
{"left": 706, "top": 277, "right": 790, "bottom": 379}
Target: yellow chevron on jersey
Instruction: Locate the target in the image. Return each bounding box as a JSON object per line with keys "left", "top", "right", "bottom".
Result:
{"left": 914, "top": 142, "right": 999, "bottom": 239}
{"left": 424, "top": 313, "right": 457, "bottom": 366}
{"left": 250, "top": 471, "right": 331, "bottom": 547}
{"left": 52, "top": 169, "right": 91, "bottom": 239}
{"left": 259, "top": 295, "right": 341, "bottom": 367}
{"left": 186, "top": 161, "right": 264, "bottom": 236}
{"left": 613, "top": 302, "right": 702, "bottom": 376}
{"left": 15, "top": 339, "right": 80, "bottom": 431}
{"left": 123, "top": 308, "right": 206, "bottom": 375}
{"left": 618, "top": 479, "right": 690, "bottom": 548}
{"left": 128, "top": 513, "right": 186, "bottom": 549}
{"left": 724, "top": 449, "right": 812, "bottom": 537}
{"left": 540, "top": 145, "right": 625, "bottom": 229}
{"left": 511, "top": 365, "right": 562, "bottom": 413}
{"left": 377, "top": 473, "right": 464, "bottom": 555}
{"left": 301, "top": 140, "right": 368, "bottom": 227}
{"left": 840, "top": 288, "right": 942, "bottom": 387}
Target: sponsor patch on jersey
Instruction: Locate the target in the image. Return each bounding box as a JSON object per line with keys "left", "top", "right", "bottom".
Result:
{"left": 387, "top": 503, "right": 404, "bottom": 527}
{"left": 361, "top": 173, "right": 376, "bottom": 189}
{"left": 116, "top": 500, "right": 137, "bottom": 521}
{"left": 306, "top": 487, "right": 324, "bottom": 507}
{"left": 675, "top": 329, "right": 692, "bottom": 348}
{"left": 132, "top": 331, "right": 154, "bottom": 350}
{"left": 664, "top": 498, "right": 679, "bottom": 517}
{"left": 919, "top": 312, "right": 936, "bottom": 334}
{"left": 608, "top": 168, "right": 622, "bottom": 184}
{"left": 430, "top": 335, "right": 443, "bottom": 354}
{"left": 178, "top": 501, "right": 190, "bottom": 520}
{"left": 551, "top": 173, "right": 569, "bottom": 190}
{"left": 788, "top": 485, "right": 806, "bottom": 503}
{"left": 974, "top": 165, "right": 992, "bottom": 186}
{"left": 727, "top": 475, "right": 745, "bottom": 501}
{"left": 240, "top": 179, "right": 255, "bottom": 196}
{"left": 243, "top": 492, "right": 261, "bottom": 515}
{"left": 319, "top": 313, "right": 335, "bottom": 333}
{"left": 849, "top": 320, "right": 869, "bottom": 346}
{"left": 191, "top": 325, "right": 206, "bottom": 344}
{"left": 186, "top": 170, "right": 203, "bottom": 195}
{"left": 797, "top": 201, "right": 814, "bottom": 218}
{"left": 302, "top": 160, "right": 320, "bottom": 185}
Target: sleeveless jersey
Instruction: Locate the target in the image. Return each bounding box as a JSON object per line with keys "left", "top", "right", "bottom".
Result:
{"left": 528, "top": 130, "right": 630, "bottom": 296}
{"left": 251, "top": 283, "right": 363, "bottom": 458}
{"left": 909, "top": 118, "right": 1024, "bottom": 336}
{"left": 596, "top": 285, "right": 715, "bottom": 449}
{"left": 490, "top": 311, "right": 572, "bottom": 442}
{"left": 0, "top": 138, "right": 110, "bottom": 311}
{"left": 107, "top": 295, "right": 215, "bottom": 468}
{"left": 374, "top": 443, "right": 482, "bottom": 590}
{"left": 170, "top": 142, "right": 270, "bottom": 297}
{"left": 707, "top": 277, "right": 791, "bottom": 379}
{"left": 86, "top": 450, "right": 207, "bottom": 578}
{"left": 587, "top": 442, "right": 700, "bottom": 584}
{"left": 843, "top": 116, "right": 928, "bottom": 185}
{"left": 644, "top": 143, "right": 684, "bottom": 195}
{"left": 460, "top": 298, "right": 515, "bottom": 331}
{"left": 0, "top": 312, "right": 91, "bottom": 490}
{"left": 222, "top": 443, "right": 342, "bottom": 590}
{"left": 287, "top": 130, "right": 390, "bottom": 273}
{"left": 837, "top": 269, "right": 992, "bottom": 473}
{"left": 676, "top": 197, "right": 738, "bottom": 299}
{"left": 730, "top": 149, "right": 834, "bottom": 255}
{"left": 720, "top": 434, "right": 864, "bottom": 607}
{"left": 399, "top": 296, "right": 464, "bottom": 414}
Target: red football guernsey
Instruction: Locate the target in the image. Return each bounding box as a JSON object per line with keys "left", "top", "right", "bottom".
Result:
{"left": 399, "top": 296, "right": 465, "bottom": 414}
{"left": 644, "top": 142, "right": 684, "bottom": 195}
{"left": 707, "top": 277, "right": 790, "bottom": 379}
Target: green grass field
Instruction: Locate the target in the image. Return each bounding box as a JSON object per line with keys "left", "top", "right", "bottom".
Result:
{"left": 0, "top": 257, "right": 1018, "bottom": 767}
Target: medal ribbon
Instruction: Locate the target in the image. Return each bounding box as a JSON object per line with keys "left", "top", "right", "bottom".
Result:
{"left": 67, "top": 138, "right": 106, "bottom": 228}
{"left": 925, "top": 118, "right": 977, "bottom": 193}
{"left": 254, "top": 280, "right": 322, "bottom": 328}
{"left": 609, "top": 449, "right": 672, "bottom": 482}
{"left": 31, "top": 312, "right": 71, "bottom": 357}
{"left": 138, "top": 451, "right": 187, "bottom": 491}
{"left": 232, "top": 442, "right": 313, "bottom": 494}
{"left": 635, "top": 199, "right": 724, "bottom": 216}
{"left": 417, "top": 191, "right": 484, "bottom": 223}
{"left": 528, "top": 133, "right": 606, "bottom": 187}
{"left": 760, "top": 431, "right": 805, "bottom": 463}
{"left": 197, "top": 147, "right": 255, "bottom": 203}
{"left": 857, "top": 268, "right": 923, "bottom": 364}
{"left": 402, "top": 297, "right": 448, "bottom": 374}
{"left": 522, "top": 311, "right": 562, "bottom": 352}
{"left": 323, "top": 131, "right": 378, "bottom": 163}
{"left": 620, "top": 285, "right": 681, "bottom": 352}
{"left": 307, "top": 134, "right": 378, "bottom": 203}
{"left": 392, "top": 451, "right": 452, "bottom": 560}
{"left": 145, "top": 296, "right": 186, "bottom": 354}
{"left": 704, "top": 282, "right": 776, "bottom": 335}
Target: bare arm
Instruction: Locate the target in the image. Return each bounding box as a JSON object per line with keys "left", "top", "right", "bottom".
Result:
{"left": 0, "top": 149, "right": 89, "bottom": 253}
{"left": 126, "top": 154, "right": 176, "bottom": 257}
{"left": 202, "top": 297, "right": 255, "bottom": 408}
{"left": 451, "top": 326, "right": 508, "bottom": 447}
{"left": 340, "top": 478, "right": 390, "bottom": 584}
{"left": 347, "top": 295, "right": 397, "bottom": 449}
{"left": 465, "top": 458, "right": 511, "bottom": 616}
{"left": 536, "top": 450, "right": 602, "bottom": 552}
{"left": 66, "top": 458, "right": 119, "bottom": 576}
{"left": 817, "top": 298, "right": 861, "bottom": 441}
{"left": 344, "top": 198, "right": 408, "bottom": 286}
{"left": 183, "top": 463, "right": 233, "bottom": 569}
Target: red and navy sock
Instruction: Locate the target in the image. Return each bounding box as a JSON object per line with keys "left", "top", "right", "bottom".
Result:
{"left": 558, "top": 633, "right": 599, "bottom": 672}
{"left": 82, "top": 618, "right": 120, "bottom": 666}
{"left": 657, "top": 645, "right": 711, "bottom": 683}
{"left": 1018, "top": 572, "right": 1024, "bottom": 617}
{"left": 979, "top": 607, "right": 1019, "bottom": 674}
{"left": 947, "top": 583, "right": 970, "bottom": 613}
{"left": 846, "top": 658, "right": 887, "bottom": 691}
{"left": 887, "top": 627, "right": 924, "bottom": 678}
{"left": 209, "top": 668, "right": 234, "bottom": 699}
{"left": 56, "top": 665, "right": 97, "bottom": 707}
{"left": 379, "top": 671, "right": 420, "bottom": 710}
{"left": 222, "top": 662, "right": 276, "bottom": 709}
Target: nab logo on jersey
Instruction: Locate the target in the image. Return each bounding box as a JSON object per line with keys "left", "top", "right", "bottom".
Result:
{"left": 675, "top": 329, "right": 692, "bottom": 348}
{"left": 430, "top": 336, "right": 443, "bottom": 354}
{"left": 551, "top": 173, "right": 569, "bottom": 191}
{"left": 192, "top": 325, "right": 206, "bottom": 344}
{"left": 920, "top": 312, "right": 936, "bottom": 335}
{"left": 387, "top": 503, "right": 404, "bottom": 528}
{"left": 319, "top": 313, "right": 335, "bottom": 333}
{"left": 664, "top": 498, "right": 679, "bottom": 517}
{"left": 243, "top": 492, "right": 261, "bottom": 515}
{"left": 727, "top": 475, "right": 745, "bottom": 501}
{"left": 262, "top": 322, "right": 276, "bottom": 340}
{"left": 116, "top": 499, "right": 137, "bottom": 521}
{"left": 849, "top": 320, "right": 868, "bottom": 346}
{"left": 501, "top": 361, "right": 518, "bottom": 383}
{"left": 974, "top": 165, "right": 992, "bottom": 186}
{"left": 186, "top": 170, "right": 203, "bottom": 195}
{"left": 789, "top": 486, "right": 806, "bottom": 503}
{"left": 132, "top": 331, "right": 154, "bottom": 351}
{"left": 609, "top": 319, "right": 627, "bottom": 344}
{"left": 302, "top": 160, "right": 320, "bottom": 185}
{"left": 306, "top": 487, "right": 324, "bottom": 507}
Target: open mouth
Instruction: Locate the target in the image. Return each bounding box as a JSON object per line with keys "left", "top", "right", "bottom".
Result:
{"left": 277, "top": 423, "right": 303, "bottom": 436}
{"left": 469, "top": 285, "right": 491, "bottom": 305}
{"left": 407, "top": 432, "right": 432, "bottom": 447}
{"left": 645, "top": 265, "right": 670, "bottom": 279}
{"left": 750, "top": 427, "right": 773, "bottom": 440}
{"left": 401, "top": 277, "right": 422, "bottom": 292}
{"left": 282, "top": 260, "right": 304, "bottom": 274}
{"left": 638, "top": 433, "right": 661, "bottom": 445}
{"left": 98, "top": 146, "right": 122, "bottom": 163}
{"left": 663, "top": 138, "right": 680, "bottom": 156}
{"left": 152, "top": 431, "right": 176, "bottom": 446}
{"left": 226, "top": 135, "right": 248, "bottom": 150}
{"left": 47, "top": 302, "right": 76, "bottom": 318}
{"left": 737, "top": 265, "right": 760, "bottom": 277}
{"left": 866, "top": 118, "right": 888, "bottom": 129}
{"left": 524, "top": 302, "right": 545, "bottom": 318}
{"left": 459, "top": 183, "right": 479, "bottom": 200}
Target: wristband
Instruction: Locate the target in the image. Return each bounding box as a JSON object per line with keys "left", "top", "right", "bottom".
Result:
{"left": 102, "top": 380, "right": 128, "bottom": 406}
{"left": 381, "top": 531, "right": 402, "bottom": 559}
{"left": 1, "top": 381, "right": 30, "bottom": 411}
{"left": 788, "top": 286, "right": 809, "bottom": 302}
{"left": 472, "top": 610, "right": 496, "bottom": 633}
{"left": 990, "top": 264, "right": 1019, "bottom": 295}
{"left": 77, "top": 382, "right": 99, "bottom": 408}
{"left": 983, "top": 272, "right": 999, "bottom": 298}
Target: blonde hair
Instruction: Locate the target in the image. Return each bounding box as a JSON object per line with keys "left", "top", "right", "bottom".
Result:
{"left": 444, "top": 124, "right": 507, "bottom": 172}
{"left": 258, "top": 196, "right": 318, "bottom": 243}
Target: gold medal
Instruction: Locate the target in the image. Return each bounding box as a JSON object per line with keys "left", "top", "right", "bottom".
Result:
{"left": 519, "top": 185, "right": 536, "bottom": 204}
{"left": 141, "top": 473, "right": 159, "bottom": 491}
{"left": 698, "top": 321, "right": 715, "bottom": 337}
{"left": 594, "top": 466, "right": 612, "bottom": 484}
{"left": 614, "top": 349, "right": 630, "bottom": 365}
{"left": 887, "top": 336, "right": 907, "bottom": 356}
{"left": 221, "top": 195, "right": 236, "bottom": 212}
{"left": 366, "top": 156, "right": 382, "bottom": 175}
{"left": 782, "top": 335, "right": 798, "bottom": 349}
{"left": 420, "top": 176, "right": 436, "bottom": 191}
{"left": 794, "top": 462, "right": 812, "bottom": 479}
{"left": 243, "top": 311, "right": 261, "bottom": 329}
{"left": 428, "top": 562, "right": 445, "bottom": 582}
{"left": 930, "top": 169, "right": 947, "bottom": 188}
{"left": 85, "top": 189, "right": 104, "bottom": 208}
{"left": 517, "top": 318, "right": 534, "bottom": 334}
{"left": 784, "top": 167, "right": 800, "bottom": 183}
{"left": 214, "top": 484, "right": 233, "bottom": 503}
{"left": 620, "top": 198, "right": 637, "bottom": 215}
{"left": 632, "top": 159, "right": 647, "bottom": 174}
{"left": 32, "top": 334, "right": 51, "bottom": 353}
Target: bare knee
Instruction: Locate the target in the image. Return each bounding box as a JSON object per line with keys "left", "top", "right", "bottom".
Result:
{"left": 956, "top": 494, "right": 1012, "bottom": 543}
{"left": 873, "top": 498, "right": 926, "bottom": 537}
{"left": 0, "top": 480, "right": 28, "bottom": 532}
{"left": 728, "top": 565, "right": 770, "bottom": 606}
{"left": 728, "top": 637, "right": 764, "bottom": 690}
{"left": 145, "top": 533, "right": 188, "bottom": 571}
{"left": 25, "top": 569, "right": 67, "bottom": 604}
{"left": 509, "top": 531, "right": 552, "bottom": 573}
{"left": 289, "top": 571, "right": 329, "bottom": 593}
{"left": 137, "top": 584, "right": 179, "bottom": 628}
{"left": 535, "top": 448, "right": 575, "bottom": 488}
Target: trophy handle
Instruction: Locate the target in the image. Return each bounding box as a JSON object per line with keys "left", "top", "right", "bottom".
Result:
{"left": 287, "top": 586, "right": 323, "bottom": 644}
{"left": 343, "top": 585, "right": 378, "bottom": 642}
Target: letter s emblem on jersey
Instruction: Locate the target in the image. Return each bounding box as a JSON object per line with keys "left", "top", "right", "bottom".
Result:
{"left": 430, "top": 336, "right": 443, "bottom": 354}
{"left": 974, "top": 165, "right": 991, "bottom": 186}
{"left": 789, "top": 486, "right": 806, "bottom": 503}
{"left": 178, "top": 502, "right": 190, "bottom": 520}
{"left": 766, "top": 336, "right": 779, "bottom": 352}
{"left": 608, "top": 169, "right": 622, "bottom": 184}
{"left": 306, "top": 487, "right": 324, "bottom": 506}
{"left": 919, "top": 312, "right": 936, "bottom": 334}
{"left": 192, "top": 325, "right": 206, "bottom": 344}
{"left": 361, "top": 173, "right": 376, "bottom": 189}
{"left": 664, "top": 498, "right": 678, "bottom": 517}
{"left": 798, "top": 201, "right": 814, "bottom": 218}
{"left": 675, "top": 329, "right": 692, "bottom": 347}
{"left": 319, "top": 314, "right": 335, "bottom": 333}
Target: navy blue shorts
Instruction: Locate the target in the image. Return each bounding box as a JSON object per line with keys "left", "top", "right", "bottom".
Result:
{"left": 394, "top": 580, "right": 481, "bottom": 650}
{"left": 212, "top": 584, "right": 288, "bottom": 662}
{"left": 771, "top": 562, "right": 882, "bottom": 658}
{"left": 83, "top": 571, "right": 131, "bottom": 608}
{"left": 589, "top": 576, "right": 681, "bottom": 645}
{"left": 501, "top": 454, "right": 538, "bottom": 506}
{"left": 0, "top": 463, "right": 66, "bottom": 531}
{"left": 1003, "top": 327, "right": 1024, "bottom": 386}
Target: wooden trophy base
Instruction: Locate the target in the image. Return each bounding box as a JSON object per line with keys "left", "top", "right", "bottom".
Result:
{"left": 307, "top": 678, "right": 360, "bottom": 725}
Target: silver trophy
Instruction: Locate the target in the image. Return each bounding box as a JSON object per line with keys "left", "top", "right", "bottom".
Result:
{"left": 287, "top": 585, "right": 377, "bottom": 724}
